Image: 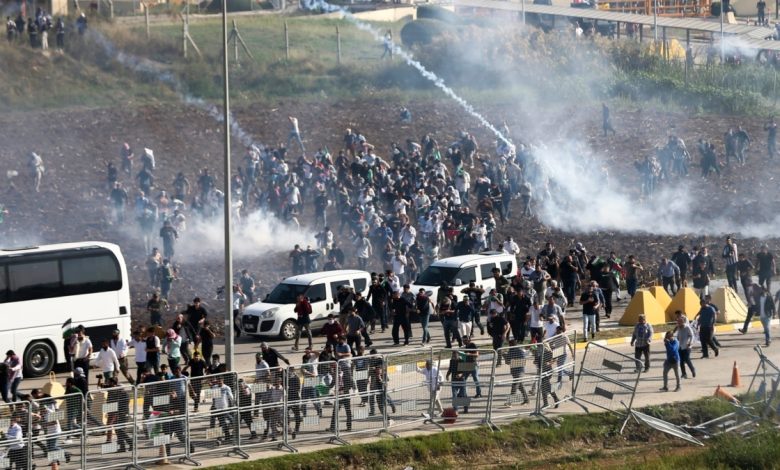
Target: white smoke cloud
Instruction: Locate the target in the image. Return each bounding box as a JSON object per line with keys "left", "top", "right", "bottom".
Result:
{"left": 175, "top": 209, "right": 317, "bottom": 259}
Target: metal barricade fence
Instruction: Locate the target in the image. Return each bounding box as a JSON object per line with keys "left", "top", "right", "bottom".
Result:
{"left": 83, "top": 385, "right": 136, "bottom": 470}
{"left": 285, "top": 360, "right": 338, "bottom": 447}
{"left": 542, "top": 331, "right": 578, "bottom": 407}
{"left": 436, "top": 347, "right": 494, "bottom": 426}
{"left": 0, "top": 401, "right": 33, "bottom": 470}
{"left": 383, "top": 348, "right": 437, "bottom": 434}
{"left": 334, "top": 354, "right": 387, "bottom": 443}
{"left": 30, "top": 392, "right": 83, "bottom": 470}
{"left": 489, "top": 342, "right": 541, "bottom": 423}
{"left": 188, "top": 371, "right": 242, "bottom": 460}
{"left": 235, "top": 366, "right": 293, "bottom": 452}
{"left": 135, "top": 376, "right": 191, "bottom": 466}
{"left": 572, "top": 342, "right": 642, "bottom": 424}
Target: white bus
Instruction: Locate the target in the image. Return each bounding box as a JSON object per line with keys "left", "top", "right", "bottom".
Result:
{"left": 0, "top": 242, "right": 132, "bottom": 376}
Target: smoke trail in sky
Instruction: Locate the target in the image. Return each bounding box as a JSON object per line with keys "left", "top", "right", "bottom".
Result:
{"left": 301, "top": 0, "right": 513, "bottom": 149}
{"left": 87, "top": 29, "right": 259, "bottom": 149}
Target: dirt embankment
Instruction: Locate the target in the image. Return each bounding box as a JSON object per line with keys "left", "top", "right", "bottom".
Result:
{"left": 0, "top": 100, "right": 776, "bottom": 333}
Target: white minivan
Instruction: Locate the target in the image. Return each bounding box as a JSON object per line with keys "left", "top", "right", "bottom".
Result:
{"left": 241, "top": 269, "right": 372, "bottom": 340}
{"left": 410, "top": 252, "right": 518, "bottom": 302}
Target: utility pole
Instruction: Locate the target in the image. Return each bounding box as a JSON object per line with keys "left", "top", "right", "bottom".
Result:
{"left": 221, "top": 0, "right": 234, "bottom": 372}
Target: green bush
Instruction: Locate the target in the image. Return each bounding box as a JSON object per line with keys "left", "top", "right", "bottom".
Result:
{"left": 400, "top": 19, "right": 454, "bottom": 47}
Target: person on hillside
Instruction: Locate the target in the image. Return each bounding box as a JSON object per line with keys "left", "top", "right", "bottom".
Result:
{"left": 723, "top": 236, "right": 739, "bottom": 291}
{"left": 756, "top": 245, "right": 776, "bottom": 292}
{"left": 602, "top": 103, "right": 616, "bottom": 136}
{"left": 630, "top": 315, "right": 653, "bottom": 373}
{"left": 287, "top": 116, "right": 305, "bottom": 153}
{"left": 670, "top": 245, "right": 691, "bottom": 292}
{"left": 381, "top": 29, "right": 393, "bottom": 59}
{"left": 657, "top": 257, "right": 680, "bottom": 296}
{"left": 660, "top": 330, "right": 681, "bottom": 392}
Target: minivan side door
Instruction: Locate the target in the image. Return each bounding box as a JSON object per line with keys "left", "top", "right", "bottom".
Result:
{"left": 329, "top": 279, "right": 350, "bottom": 313}
{"left": 479, "top": 262, "right": 498, "bottom": 291}
{"left": 306, "top": 282, "right": 329, "bottom": 329}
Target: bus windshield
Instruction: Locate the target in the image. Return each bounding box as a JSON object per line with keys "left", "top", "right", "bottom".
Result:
{"left": 265, "top": 283, "right": 310, "bottom": 304}
{"left": 415, "top": 266, "right": 461, "bottom": 286}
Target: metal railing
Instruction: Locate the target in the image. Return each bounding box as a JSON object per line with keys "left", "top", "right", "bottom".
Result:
{"left": 0, "top": 335, "right": 625, "bottom": 468}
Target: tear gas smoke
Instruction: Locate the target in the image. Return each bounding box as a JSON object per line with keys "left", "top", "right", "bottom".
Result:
{"left": 175, "top": 209, "right": 316, "bottom": 259}
{"left": 301, "top": 0, "right": 513, "bottom": 148}
{"left": 86, "top": 29, "right": 316, "bottom": 254}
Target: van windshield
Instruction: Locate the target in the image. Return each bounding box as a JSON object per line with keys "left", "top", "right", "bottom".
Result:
{"left": 415, "top": 267, "right": 461, "bottom": 286}
{"left": 265, "top": 283, "right": 310, "bottom": 304}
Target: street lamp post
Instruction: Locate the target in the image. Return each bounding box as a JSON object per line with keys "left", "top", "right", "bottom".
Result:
{"left": 720, "top": 4, "right": 725, "bottom": 62}
{"left": 221, "top": 0, "right": 235, "bottom": 371}
{"left": 653, "top": 0, "right": 658, "bottom": 42}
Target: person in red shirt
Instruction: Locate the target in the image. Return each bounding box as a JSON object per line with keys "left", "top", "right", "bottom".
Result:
{"left": 320, "top": 314, "right": 344, "bottom": 348}
{"left": 293, "top": 294, "right": 313, "bottom": 351}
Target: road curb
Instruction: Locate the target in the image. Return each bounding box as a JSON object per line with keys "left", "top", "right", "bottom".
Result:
{"left": 574, "top": 319, "right": 780, "bottom": 351}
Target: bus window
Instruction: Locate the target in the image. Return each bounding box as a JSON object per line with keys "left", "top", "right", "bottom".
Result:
{"left": 61, "top": 255, "right": 122, "bottom": 295}
{"left": 8, "top": 260, "right": 60, "bottom": 302}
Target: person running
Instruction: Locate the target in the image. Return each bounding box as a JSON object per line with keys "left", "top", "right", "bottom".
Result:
{"left": 660, "top": 331, "right": 681, "bottom": 392}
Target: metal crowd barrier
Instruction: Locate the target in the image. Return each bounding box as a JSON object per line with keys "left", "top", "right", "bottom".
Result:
{"left": 0, "top": 337, "right": 626, "bottom": 468}
{"left": 436, "top": 348, "right": 494, "bottom": 427}
{"left": 235, "top": 366, "right": 293, "bottom": 453}
{"left": 334, "top": 354, "right": 387, "bottom": 443}
{"left": 489, "top": 342, "right": 541, "bottom": 423}
{"left": 383, "top": 348, "right": 439, "bottom": 435}
{"left": 286, "top": 359, "right": 338, "bottom": 447}
{"left": 571, "top": 342, "right": 642, "bottom": 432}
{"left": 188, "top": 371, "right": 244, "bottom": 460}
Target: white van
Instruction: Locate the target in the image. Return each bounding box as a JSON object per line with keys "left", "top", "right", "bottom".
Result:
{"left": 241, "top": 269, "right": 372, "bottom": 340}
{"left": 410, "top": 252, "right": 518, "bottom": 302}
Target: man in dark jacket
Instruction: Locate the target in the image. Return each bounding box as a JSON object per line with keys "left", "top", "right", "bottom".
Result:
{"left": 671, "top": 245, "right": 691, "bottom": 292}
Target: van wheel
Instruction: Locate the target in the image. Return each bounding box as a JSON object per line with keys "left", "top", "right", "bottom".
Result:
{"left": 24, "top": 341, "right": 55, "bottom": 377}
{"left": 280, "top": 320, "right": 297, "bottom": 341}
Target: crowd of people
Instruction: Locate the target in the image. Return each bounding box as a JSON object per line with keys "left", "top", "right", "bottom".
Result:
{"left": 632, "top": 115, "right": 777, "bottom": 197}
{"left": 4, "top": 6, "right": 87, "bottom": 51}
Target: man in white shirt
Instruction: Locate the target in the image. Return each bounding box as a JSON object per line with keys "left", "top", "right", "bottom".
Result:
{"left": 391, "top": 254, "right": 407, "bottom": 285}
{"left": 95, "top": 339, "right": 121, "bottom": 383}
{"left": 417, "top": 360, "right": 444, "bottom": 415}
{"left": 128, "top": 330, "right": 147, "bottom": 384}
{"left": 211, "top": 376, "right": 236, "bottom": 440}
{"left": 504, "top": 236, "right": 520, "bottom": 256}
{"left": 70, "top": 326, "right": 93, "bottom": 383}
{"left": 287, "top": 116, "right": 305, "bottom": 153}
{"left": 110, "top": 329, "right": 134, "bottom": 385}
{"left": 6, "top": 415, "right": 26, "bottom": 470}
